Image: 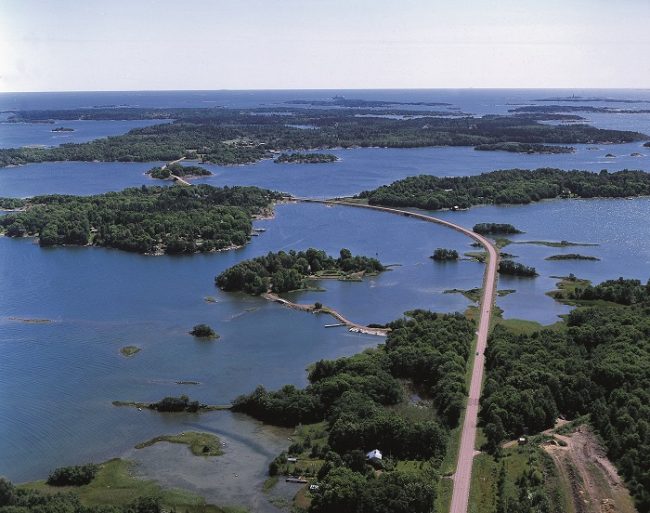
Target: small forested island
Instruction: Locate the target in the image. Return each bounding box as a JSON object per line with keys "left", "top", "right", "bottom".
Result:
{"left": 645, "top": 141, "right": 650, "bottom": 147}
{"left": 285, "top": 96, "right": 452, "bottom": 108}
{"left": 473, "top": 223, "right": 522, "bottom": 235}
{"left": 147, "top": 162, "right": 212, "bottom": 180}
{"left": 274, "top": 152, "right": 338, "bottom": 164}
{"left": 431, "top": 248, "right": 459, "bottom": 261}
{"left": 0, "top": 106, "right": 645, "bottom": 167}
{"left": 216, "top": 248, "right": 385, "bottom": 294}
{"left": 474, "top": 142, "right": 574, "bottom": 154}
{"left": 0, "top": 185, "right": 282, "bottom": 254}
{"left": 498, "top": 260, "right": 537, "bottom": 277}
{"left": 357, "top": 168, "right": 650, "bottom": 210}
{"left": 545, "top": 253, "right": 600, "bottom": 261}
{"left": 511, "top": 104, "right": 650, "bottom": 115}
{"left": 51, "top": 126, "right": 75, "bottom": 132}
{"left": 120, "top": 345, "right": 141, "bottom": 357}
{"left": 189, "top": 324, "right": 218, "bottom": 338}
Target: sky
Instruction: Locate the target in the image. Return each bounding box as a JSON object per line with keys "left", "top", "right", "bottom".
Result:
{"left": 1, "top": 0, "right": 649, "bottom": 92}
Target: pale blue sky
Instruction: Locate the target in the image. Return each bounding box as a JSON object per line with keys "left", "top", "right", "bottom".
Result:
{"left": 1, "top": 0, "right": 649, "bottom": 92}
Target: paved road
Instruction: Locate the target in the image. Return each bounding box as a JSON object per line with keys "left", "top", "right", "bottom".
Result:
{"left": 298, "top": 199, "right": 499, "bottom": 513}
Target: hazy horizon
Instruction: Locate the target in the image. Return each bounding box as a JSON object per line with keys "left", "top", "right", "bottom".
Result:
{"left": 2, "top": 0, "right": 649, "bottom": 93}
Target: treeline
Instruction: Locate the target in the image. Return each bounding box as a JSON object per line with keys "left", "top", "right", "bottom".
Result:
{"left": 498, "top": 260, "right": 537, "bottom": 277}
{"left": 47, "top": 464, "right": 98, "bottom": 486}
{"left": 358, "top": 168, "right": 650, "bottom": 210}
{"left": 568, "top": 277, "right": 650, "bottom": 305}
{"left": 147, "top": 162, "right": 212, "bottom": 179}
{"left": 431, "top": 248, "right": 459, "bottom": 261}
{"left": 480, "top": 278, "right": 650, "bottom": 511}
{"left": 215, "top": 248, "right": 385, "bottom": 294}
{"left": 474, "top": 142, "right": 574, "bottom": 154}
{"left": 0, "top": 185, "right": 282, "bottom": 254}
{"left": 0, "top": 198, "right": 26, "bottom": 210}
{"left": 274, "top": 152, "right": 338, "bottom": 164}
{"left": 473, "top": 223, "right": 522, "bottom": 235}
{"left": 0, "top": 107, "right": 645, "bottom": 167}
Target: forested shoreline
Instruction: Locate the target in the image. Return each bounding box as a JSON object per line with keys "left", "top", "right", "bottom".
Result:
{"left": 358, "top": 168, "right": 650, "bottom": 210}
{"left": 0, "top": 185, "right": 282, "bottom": 254}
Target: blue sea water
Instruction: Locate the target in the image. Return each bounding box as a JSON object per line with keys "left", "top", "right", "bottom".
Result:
{"left": 0, "top": 89, "right": 649, "bottom": 509}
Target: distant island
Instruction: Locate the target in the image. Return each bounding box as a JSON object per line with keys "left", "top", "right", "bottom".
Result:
{"left": 216, "top": 248, "right": 385, "bottom": 294}
{"left": 0, "top": 106, "right": 645, "bottom": 168}
{"left": 473, "top": 223, "right": 523, "bottom": 235}
{"left": 645, "top": 142, "right": 650, "bottom": 148}
{"left": 0, "top": 185, "right": 282, "bottom": 254}
{"left": 546, "top": 254, "right": 600, "bottom": 261}
{"left": 511, "top": 105, "right": 650, "bottom": 115}
{"left": 534, "top": 96, "right": 649, "bottom": 104}
{"left": 285, "top": 96, "right": 452, "bottom": 108}
{"left": 274, "top": 152, "right": 338, "bottom": 164}
{"left": 474, "top": 142, "right": 574, "bottom": 154}
{"left": 357, "top": 168, "right": 650, "bottom": 210}
{"left": 51, "top": 126, "right": 75, "bottom": 132}
{"left": 147, "top": 162, "right": 212, "bottom": 180}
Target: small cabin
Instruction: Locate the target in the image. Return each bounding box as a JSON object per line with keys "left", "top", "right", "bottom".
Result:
{"left": 287, "top": 457, "right": 298, "bottom": 463}
{"left": 366, "top": 449, "right": 383, "bottom": 460}
{"left": 518, "top": 436, "right": 528, "bottom": 446}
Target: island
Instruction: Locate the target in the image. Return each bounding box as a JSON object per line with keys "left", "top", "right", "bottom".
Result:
{"left": 0, "top": 185, "right": 283, "bottom": 254}
{"left": 0, "top": 106, "right": 645, "bottom": 168}
{"left": 498, "top": 260, "right": 537, "bottom": 277}
{"left": 545, "top": 253, "right": 600, "bottom": 261}
{"left": 215, "top": 248, "right": 385, "bottom": 295}
{"left": 357, "top": 168, "right": 650, "bottom": 210}
{"left": 473, "top": 223, "right": 523, "bottom": 235}
{"left": 189, "top": 324, "right": 218, "bottom": 339}
{"left": 431, "top": 248, "right": 459, "bottom": 261}
{"left": 135, "top": 432, "right": 223, "bottom": 456}
{"left": 51, "top": 126, "right": 75, "bottom": 132}
{"left": 274, "top": 152, "right": 338, "bottom": 164}
{"left": 120, "top": 345, "right": 141, "bottom": 357}
{"left": 474, "top": 142, "right": 574, "bottom": 154}
{"left": 147, "top": 162, "right": 212, "bottom": 180}
{"left": 113, "top": 394, "right": 230, "bottom": 413}
{"left": 645, "top": 141, "right": 650, "bottom": 148}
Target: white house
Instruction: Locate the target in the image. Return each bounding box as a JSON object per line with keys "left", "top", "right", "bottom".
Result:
{"left": 366, "top": 449, "right": 382, "bottom": 460}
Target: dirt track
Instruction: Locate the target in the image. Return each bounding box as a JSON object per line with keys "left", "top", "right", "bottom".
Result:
{"left": 544, "top": 426, "right": 637, "bottom": 513}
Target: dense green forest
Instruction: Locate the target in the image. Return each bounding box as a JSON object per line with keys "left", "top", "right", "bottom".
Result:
{"left": 274, "top": 152, "right": 338, "bottom": 163}
{"left": 215, "top": 248, "right": 385, "bottom": 294}
{"left": 480, "top": 278, "right": 650, "bottom": 511}
{"left": 474, "top": 142, "right": 574, "bottom": 154}
{"left": 232, "top": 310, "right": 475, "bottom": 511}
{"left": 0, "top": 107, "right": 645, "bottom": 167}
{"left": 473, "top": 223, "right": 522, "bottom": 235}
{"left": 147, "top": 162, "right": 212, "bottom": 179}
{"left": 0, "top": 185, "right": 282, "bottom": 254}
{"left": 358, "top": 168, "right": 650, "bottom": 210}
{"left": 0, "top": 197, "right": 26, "bottom": 210}
{"left": 545, "top": 253, "right": 599, "bottom": 261}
